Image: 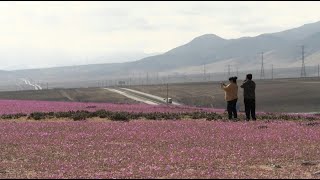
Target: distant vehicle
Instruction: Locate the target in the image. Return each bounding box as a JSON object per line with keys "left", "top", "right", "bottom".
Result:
{"left": 164, "top": 98, "right": 173, "bottom": 104}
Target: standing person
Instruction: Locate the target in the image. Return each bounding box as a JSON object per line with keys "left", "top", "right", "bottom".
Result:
{"left": 240, "top": 74, "right": 256, "bottom": 121}
{"left": 221, "top": 77, "right": 238, "bottom": 120}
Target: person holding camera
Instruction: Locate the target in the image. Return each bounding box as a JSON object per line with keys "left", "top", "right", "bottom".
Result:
{"left": 240, "top": 74, "right": 256, "bottom": 121}
{"left": 221, "top": 76, "right": 238, "bottom": 120}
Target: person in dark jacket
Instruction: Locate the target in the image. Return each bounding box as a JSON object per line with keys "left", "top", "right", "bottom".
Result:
{"left": 240, "top": 74, "right": 256, "bottom": 121}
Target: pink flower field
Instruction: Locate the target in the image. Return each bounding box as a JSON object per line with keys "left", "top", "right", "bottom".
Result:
{"left": 0, "top": 99, "right": 319, "bottom": 178}
{"left": 0, "top": 120, "right": 320, "bottom": 179}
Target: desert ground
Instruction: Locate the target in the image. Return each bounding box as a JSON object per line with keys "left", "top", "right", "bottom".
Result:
{"left": 0, "top": 78, "right": 319, "bottom": 113}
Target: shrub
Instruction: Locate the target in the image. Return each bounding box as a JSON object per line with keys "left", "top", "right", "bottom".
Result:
{"left": 170, "top": 113, "right": 182, "bottom": 120}
{"left": 1, "top": 114, "right": 14, "bottom": 119}
{"left": 191, "top": 112, "right": 207, "bottom": 119}
{"left": 145, "top": 112, "right": 160, "bottom": 120}
{"left": 72, "top": 111, "right": 89, "bottom": 121}
{"left": 55, "top": 111, "right": 74, "bottom": 118}
{"left": 29, "top": 112, "right": 47, "bottom": 120}
{"left": 206, "top": 113, "right": 222, "bottom": 121}
{"left": 110, "top": 112, "right": 129, "bottom": 122}
{"left": 15, "top": 113, "right": 27, "bottom": 119}
{"left": 93, "top": 110, "right": 114, "bottom": 119}
{"left": 1, "top": 113, "right": 28, "bottom": 119}
{"left": 279, "top": 114, "right": 291, "bottom": 120}
{"left": 130, "top": 112, "right": 144, "bottom": 120}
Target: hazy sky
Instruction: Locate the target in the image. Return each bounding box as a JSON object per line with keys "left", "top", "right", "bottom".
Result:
{"left": 1, "top": 1, "right": 320, "bottom": 70}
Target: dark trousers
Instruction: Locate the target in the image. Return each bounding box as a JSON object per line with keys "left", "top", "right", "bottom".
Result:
{"left": 227, "top": 99, "right": 238, "bottom": 119}
{"left": 244, "top": 98, "right": 256, "bottom": 120}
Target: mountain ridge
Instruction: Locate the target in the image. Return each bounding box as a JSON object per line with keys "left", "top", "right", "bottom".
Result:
{"left": 1, "top": 20, "right": 320, "bottom": 86}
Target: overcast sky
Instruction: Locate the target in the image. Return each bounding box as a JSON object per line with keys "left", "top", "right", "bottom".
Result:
{"left": 1, "top": 1, "right": 320, "bottom": 70}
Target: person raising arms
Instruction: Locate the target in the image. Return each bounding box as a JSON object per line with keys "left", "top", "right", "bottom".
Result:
{"left": 221, "top": 76, "right": 238, "bottom": 120}
{"left": 240, "top": 74, "right": 256, "bottom": 121}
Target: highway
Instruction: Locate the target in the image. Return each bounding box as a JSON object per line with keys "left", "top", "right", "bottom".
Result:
{"left": 104, "top": 88, "right": 160, "bottom": 105}
{"left": 104, "top": 87, "right": 182, "bottom": 106}
{"left": 21, "top": 78, "right": 42, "bottom": 90}
{"left": 121, "top": 88, "right": 182, "bottom": 105}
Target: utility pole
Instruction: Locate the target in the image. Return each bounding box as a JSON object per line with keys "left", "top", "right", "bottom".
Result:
{"left": 156, "top": 72, "right": 159, "bottom": 83}
{"left": 203, "top": 64, "right": 206, "bottom": 81}
{"left": 166, "top": 83, "right": 169, "bottom": 106}
{"left": 271, "top": 64, "right": 274, "bottom": 80}
{"left": 146, "top": 72, "right": 149, "bottom": 85}
{"left": 236, "top": 66, "right": 239, "bottom": 77}
{"left": 260, "top": 52, "right": 265, "bottom": 79}
{"left": 318, "top": 64, "right": 319, "bottom": 78}
{"left": 301, "top": 45, "right": 306, "bottom": 78}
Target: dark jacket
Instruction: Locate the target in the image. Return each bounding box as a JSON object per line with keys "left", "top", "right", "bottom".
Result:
{"left": 240, "top": 80, "right": 256, "bottom": 99}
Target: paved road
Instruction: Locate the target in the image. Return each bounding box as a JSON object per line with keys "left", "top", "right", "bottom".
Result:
{"left": 121, "top": 88, "right": 182, "bottom": 106}
{"left": 21, "top": 78, "right": 42, "bottom": 90}
{"left": 104, "top": 88, "right": 160, "bottom": 105}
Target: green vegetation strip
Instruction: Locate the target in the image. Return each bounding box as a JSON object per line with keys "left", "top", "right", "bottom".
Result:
{"left": 0, "top": 110, "right": 319, "bottom": 122}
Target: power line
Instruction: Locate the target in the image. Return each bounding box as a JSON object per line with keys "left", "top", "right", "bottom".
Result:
{"left": 260, "top": 52, "right": 265, "bottom": 79}
{"left": 203, "top": 64, "right": 206, "bottom": 80}
{"left": 166, "top": 83, "right": 169, "bottom": 106}
{"left": 236, "top": 66, "right": 239, "bottom": 77}
{"left": 156, "top": 72, "right": 159, "bottom": 82}
{"left": 146, "top": 72, "right": 149, "bottom": 85}
{"left": 301, "top": 45, "right": 306, "bottom": 78}
{"left": 271, "top": 64, "right": 274, "bottom": 80}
